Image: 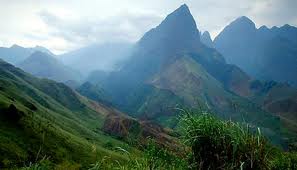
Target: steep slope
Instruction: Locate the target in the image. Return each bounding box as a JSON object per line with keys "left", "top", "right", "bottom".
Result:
{"left": 104, "top": 4, "right": 205, "bottom": 100}
{"left": 104, "top": 5, "right": 248, "bottom": 114}
{"left": 0, "top": 44, "right": 53, "bottom": 64}
{"left": 76, "top": 82, "right": 112, "bottom": 107}
{"left": 101, "top": 4, "right": 285, "bottom": 145}
{"left": 0, "top": 59, "right": 129, "bottom": 168}
{"left": 214, "top": 16, "right": 297, "bottom": 86}
{"left": 85, "top": 70, "right": 109, "bottom": 85}
{"left": 0, "top": 59, "right": 178, "bottom": 168}
{"left": 18, "top": 51, "right": 81, "bottom": 82}
{"left": 60, "top": 42, "right": 132, "bottom": 75}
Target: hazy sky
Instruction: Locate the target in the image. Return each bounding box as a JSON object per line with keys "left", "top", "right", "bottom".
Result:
{"left": 0, "top": 0, "right": 296, "bottom": 54}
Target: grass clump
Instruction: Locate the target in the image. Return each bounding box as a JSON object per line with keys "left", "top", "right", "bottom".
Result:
{"left": 180, "top": 109, "right": 273, "bottom": 170}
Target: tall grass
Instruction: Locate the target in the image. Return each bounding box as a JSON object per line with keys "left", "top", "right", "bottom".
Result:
{"left": 89, "top": 139, "right": 187, "bottom": 170}
{"left": 179, "top": 109, "right": 273, "bottom": 169}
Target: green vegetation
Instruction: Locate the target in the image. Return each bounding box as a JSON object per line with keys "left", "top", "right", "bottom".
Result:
{"left": 0, "top": 60, "right": 296, "bottom": 169}
{"left": 16, "top": 110, "right": 297, "bottom": 170}
{"left": 0, "top": 60, "right": 135, "bottom": 169}
{"left": 76, "top": 81, "right": 113, "bottom": 107}
{"left": 180, "top": 110, "right": 272, "bottom": 169}
{"left": 20, "top": 141, "right": 186, "bottom": 170}
{"left": 179, "top": 110, "right": 297, "bottom": 170}
{"left": 88, "top": 140, "right": 187, "bottom": 170}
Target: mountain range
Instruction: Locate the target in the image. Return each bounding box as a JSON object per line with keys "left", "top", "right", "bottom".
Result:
{"left": 0, "top": 44, "right": 53, "bottom": 64}
{"left": 0, "top": 3, "right": 297, "bottom": 168}
{"left": 214, "top": 16, "right": 297, "bottom": 86}
{"left": 97, "top": 4, "right": 295, "bottom": 146}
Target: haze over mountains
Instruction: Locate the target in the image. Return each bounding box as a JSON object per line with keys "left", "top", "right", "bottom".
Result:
{"left": 214, "top": 16, "right": 297, "bottom": 86}
{"left": 18, "top": 51, "right": 81, "bottom": 82}
{"left": 200, "top": 31, "right": 214, "bottom": 48}
{"left": 60, "top": 42, "right": 133, "bottom": 75}
{"left": 0, "top": 44, "right": 54, "bottom": 64}
{"left": 1, "top": 13, "right": 296, "bottom": 88}
{"left": 0, "top": 3, "right": 297, "bottom": 168}
{"left": 99, "top": 5, "right": 294, "bottom": 144}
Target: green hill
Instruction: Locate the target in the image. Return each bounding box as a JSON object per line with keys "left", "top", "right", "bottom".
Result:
{"left": 0, "top": 59, "right": 178, "bottom": 169}
{"left": 0, "top": 59, "right": 128, "bottom": 168}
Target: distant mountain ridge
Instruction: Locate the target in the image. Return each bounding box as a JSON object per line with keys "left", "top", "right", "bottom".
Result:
{"left": 0, "top": 44, "right": 53, "bottom": 64}
{"left": 18, "top": 51, "right": 81, "bottom": 82}
{"left": 214, "top": 16, "right": 297, "bottom": 86}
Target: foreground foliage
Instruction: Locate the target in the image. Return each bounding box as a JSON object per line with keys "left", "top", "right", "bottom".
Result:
{"left": 89, "top": 141, "right": 187, "bottom": 170}
{"left": 21, "top": 140, "right": 187, "bottom": 170}
{"left": 180, "top": 110, "right": 271, "bottom": 169}
{"left": 180, "top": 110, "right": 297, "bottom": 170}
{"left": 20, "top": 110, "right": 297, "bottom": 170}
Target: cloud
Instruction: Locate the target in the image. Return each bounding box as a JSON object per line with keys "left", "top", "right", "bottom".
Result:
{"left": 0, "top": 0, "right": 296, "bottom": 53}
{"left": 38, "top": 10, "right": 163, "bottom": 48}
{"left": 249, "top": 0, "right": 297, "bottom": 27}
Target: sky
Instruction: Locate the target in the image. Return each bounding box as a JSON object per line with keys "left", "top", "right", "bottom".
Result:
{"left": 0, "top": 0, "right": 296, "bottom": 54}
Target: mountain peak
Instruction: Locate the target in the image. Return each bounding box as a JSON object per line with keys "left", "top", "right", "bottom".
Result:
{"left": 214, "top": 16, "right": 256, "bottom": 41}
{"left": 231, "top": 16, "right": 256, "bottom": 29}
{"left": 26, "top": 51, "right": 56, "bottom": 63}
{"left": 33, "top": 45, "right": 54, "bottom": 56}
{"left": 202, "top": 31, "right": 211, "bottom": 38}
{"left": 201, "top": 31, "right": 214, "bottom": 48}
{"left": 259, "top": 25, "right": 269, "bottom": 30}
{"left": 237, "top": 16, "right": 253, "bottom": 23}
{"left": 161, "top": 4, "right": 197, "bottom": 30}
{"left": 280, "top": 24, "right": 297, "bottom": 31}
{"left": 139, "top": 4, "right": 200, "bottom": 51}
{"left": 175, "top": 4, "right": 190, "bottom": 14}
{"left": 10, "top": 44, "right": 24, "bottom": 49}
